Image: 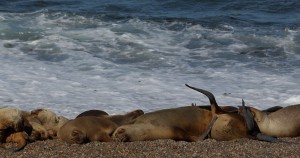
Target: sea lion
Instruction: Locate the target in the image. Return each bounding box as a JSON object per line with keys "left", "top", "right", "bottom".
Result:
{"left": 76, "top": 110, "right": 109, "bottom": 118}
{"left": 112, "top": 106, "right": 213, "bottom": 142}
{"left": 186, "top": 84, "right": 280, "bottom": 142}
{"left": 76, "top": 109, "right": 144, "bottom": 126}
{"left": 30, "top": 109, "right": 69, "bottom": 138}
{"left": 244, "top": 104, "right": 300, "bottom": 137}
{"left": 262, "top": 106, "right": 283, "bottom": 113}
{"left": 185, "top": 84, "right": 251, "bottom": 140}
{"left": 0, "top": 108, "right": 28, "bottom": 151}
{"left": 58, "top": 116, "right": 118, "bottom": 144}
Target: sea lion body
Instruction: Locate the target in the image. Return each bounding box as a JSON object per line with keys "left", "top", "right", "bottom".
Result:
{"left": 248, "top": 104, "right": 300, "bottom": 137}
{"left": 211, "top": 114, "right": 250, "bottom": 140}
{"left": 58, "top": 116, "right": 117, "bottom": 144}
{"left": 113, "top": 106, "right": 212, "bottom": 142}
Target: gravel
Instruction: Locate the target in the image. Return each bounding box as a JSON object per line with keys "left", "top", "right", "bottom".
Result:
{"left": 1, "top": 137, "right": 300, "bottom": 158}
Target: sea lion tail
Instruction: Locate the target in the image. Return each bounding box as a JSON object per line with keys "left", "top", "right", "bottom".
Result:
{"left": 185, "top": 84, "right": 223, "bottom": 114}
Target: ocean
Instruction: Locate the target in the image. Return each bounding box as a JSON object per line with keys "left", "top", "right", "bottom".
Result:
{"left": 0, "top": 0, "right": 299, "bottom": 118}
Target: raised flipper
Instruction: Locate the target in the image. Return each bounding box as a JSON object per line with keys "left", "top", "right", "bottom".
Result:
{"left": 199, "top": 115, "right": 218, "bottom": 140}
{"left": 185, "top": 84, "right": 224, "bottom": 114}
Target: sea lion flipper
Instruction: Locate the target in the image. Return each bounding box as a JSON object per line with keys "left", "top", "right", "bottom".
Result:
{"left": 6, "top": 132, "right": 28, "bottom": 152}
{"left": 241, "top": 99, "right": 255, "bottom": 133}
{"left": 199, "top": 115, "right": 218, "bottom": 140}
{"left": 185, "top": 84, "right": 223, "bottom": 114}
{"left": 255, "top": 133, "right": 279, "bottom": 143}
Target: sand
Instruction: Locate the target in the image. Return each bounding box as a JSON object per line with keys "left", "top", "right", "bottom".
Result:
{"left": 1, "top": 137, "right": 299, "bottom": 158}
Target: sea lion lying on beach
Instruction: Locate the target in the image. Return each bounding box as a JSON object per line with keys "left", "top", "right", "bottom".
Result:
{"left": 58, "top": 116, "right": 117, "bottom": 144}
{"left": 76, "top": 109, "right": 144, "bottom": 126}
{"left": 30, "top": 109, "right": 69, "bottom": 138}
{"left": 112, "top": 106, "right": 213, "bottom": 142}
{"left": 59, "top": 109, "right": 144, "bottom": 144}
{"left": 0, "top": 108, "right": 28, "bottom": 151}
{"left": 185, "top": 84, "right": 251, "bottom": 141}
{"left": 244, "top": 104, "right": 300, "bottom": 137}
{"left": 186, "top": 84, "right": 282, "bottom": 142}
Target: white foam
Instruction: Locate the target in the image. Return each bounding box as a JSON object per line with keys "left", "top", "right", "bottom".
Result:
{"left": 0, "top": 11, "right": 299, "bottom": 118}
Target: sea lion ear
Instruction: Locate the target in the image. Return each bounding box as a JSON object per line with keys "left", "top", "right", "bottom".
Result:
{"left": 71, "top": 130, "right": 86, "bottom": 144}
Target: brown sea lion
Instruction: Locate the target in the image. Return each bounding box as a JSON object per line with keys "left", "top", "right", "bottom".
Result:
{"left": 186, "top": 85, "right": 282, "bottom": 142}
{"left": 245, "top": 104, "right": 300, "bottom": 137}
{"left": 0, "top": 108, "right": 28, "bottom": 151}
{"left": 185, "top": 84, "right": 252, "bottom": 140}
{"left": 30, "top": 109, "right": 69, "bottom": 138}
{"left": 112, "top": 106, "right": 213, "bottom": 142}
{"left": 58, "top": 116, "right": 117, "bottom": 144}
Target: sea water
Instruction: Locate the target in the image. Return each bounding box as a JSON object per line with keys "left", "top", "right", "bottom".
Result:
{"left": 0, "top": 1, "right": 299, "bottom": 118}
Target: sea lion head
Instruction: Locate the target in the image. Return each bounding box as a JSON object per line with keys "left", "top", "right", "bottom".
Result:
{"left": 30, "top": 109, "right": 69, "bottom": 138}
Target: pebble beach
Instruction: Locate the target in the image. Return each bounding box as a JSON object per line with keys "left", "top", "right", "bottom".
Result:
{"left": 2, "top": 137, "right": 300, "bottom": 158}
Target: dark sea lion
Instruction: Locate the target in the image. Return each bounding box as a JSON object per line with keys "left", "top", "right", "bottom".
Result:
{"left": 112, "top": 106, "right": 213, "bottom": 142}
{"left": 196, "top": 105, "right": 238, "bottom": 113}
{"left": 245, "top": 104, "right": 300, "bottom": 137}
{"left": 75, "top": 110, "right": 109, "bottom": 118}
{"left": 108, "top": 109, "right": 144, "bottom": 126}
{"left": 262, "top": 106, "right": 283, "bottom": 114}
{"left": 58, "top": 116, "right": 118, "bottom": 144}
{"left": 75, "top": 109, "right": 144, "bottom": 126}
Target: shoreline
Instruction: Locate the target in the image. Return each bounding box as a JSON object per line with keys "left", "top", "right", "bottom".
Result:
{"left": 2, "top": 137, "right": 300, "bottom": 158}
